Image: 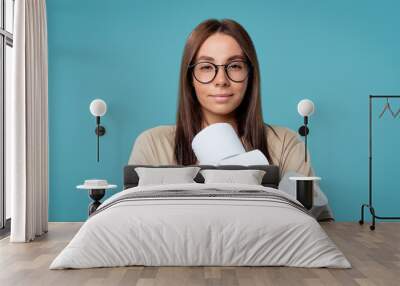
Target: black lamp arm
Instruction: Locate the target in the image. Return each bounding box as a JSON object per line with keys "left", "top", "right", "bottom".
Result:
{"left": 94, "top": 116, "right": 106, "bottom": 162}
{"left": 298, "top": 116, "right": 309, "bottom": 162}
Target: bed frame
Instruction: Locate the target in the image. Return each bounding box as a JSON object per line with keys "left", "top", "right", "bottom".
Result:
{"left": 123, "top": 165, "right": 280, "bottom": 190}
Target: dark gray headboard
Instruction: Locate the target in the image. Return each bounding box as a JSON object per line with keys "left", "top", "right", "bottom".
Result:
{"left": 124, "top": 165, "right": 280, "bottom": 190}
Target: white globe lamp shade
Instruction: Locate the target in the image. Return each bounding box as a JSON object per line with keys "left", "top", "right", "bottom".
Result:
{"left": 297, "top": 99, "right": 315, "bottom": 117}
{"left": 90, "top": 99, "right": 107, "bottom": 117}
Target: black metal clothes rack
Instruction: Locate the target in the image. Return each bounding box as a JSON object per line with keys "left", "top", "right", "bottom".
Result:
{"left": 359, "top": 95, "right": 400, "bottom": 230}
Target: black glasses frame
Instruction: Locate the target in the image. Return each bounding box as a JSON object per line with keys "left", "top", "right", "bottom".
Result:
{"left": 188, "top": 60, "right": 252, "bottom": 84}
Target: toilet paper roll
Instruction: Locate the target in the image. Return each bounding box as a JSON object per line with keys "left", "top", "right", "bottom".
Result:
{"left": 192, "top": 123, "right": 245, "bottom": 165}
{"left": 218, "top": 149, "right": 269, "bottom": 166}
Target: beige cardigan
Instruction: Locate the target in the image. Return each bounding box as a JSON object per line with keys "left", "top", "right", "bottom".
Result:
{"left": 128, "top": 124, "right": 316, "bottom": 179}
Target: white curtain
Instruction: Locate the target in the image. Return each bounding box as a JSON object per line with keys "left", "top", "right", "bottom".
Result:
{"left": 7, "top": 0, "right": 49, "bottom": 242}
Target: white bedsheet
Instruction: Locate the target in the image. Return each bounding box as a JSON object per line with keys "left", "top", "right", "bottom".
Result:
{"left": 49, "top": 183, "right": 350, "bottom": 269}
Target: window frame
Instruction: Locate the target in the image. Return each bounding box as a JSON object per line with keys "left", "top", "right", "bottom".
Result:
{"left": 0, "top": 0, "right": 14, "bottom": 233}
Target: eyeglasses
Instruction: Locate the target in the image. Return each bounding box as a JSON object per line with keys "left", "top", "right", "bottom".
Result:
{"left": 188, "top": 60, "right": 251, "bottom": 84}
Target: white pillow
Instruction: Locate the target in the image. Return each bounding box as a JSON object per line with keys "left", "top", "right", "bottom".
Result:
{"left": 200, "top": 169, "right": 266, "bottom": 185}
{"left": 135, "top": 167, "right": 201, "bottom": 186}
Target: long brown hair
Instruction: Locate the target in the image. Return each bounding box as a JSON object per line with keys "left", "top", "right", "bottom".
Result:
{"left": 175, "top": 18, "right": 274, "bottom": 165}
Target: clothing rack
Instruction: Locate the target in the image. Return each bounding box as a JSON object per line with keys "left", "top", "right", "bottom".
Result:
{"left": 359, "top": 95, "right": 400, "bottom": 230}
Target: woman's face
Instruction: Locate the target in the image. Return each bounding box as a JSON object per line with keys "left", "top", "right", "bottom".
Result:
{"left": 191, "top": 33, "right": 249, "bottom": 122}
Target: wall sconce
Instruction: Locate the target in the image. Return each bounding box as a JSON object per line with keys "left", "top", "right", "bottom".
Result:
{"left": 89, "top": 99, "right": 107, "bottom": 162}
{"left": 297, "top": 99, "right": 315, "bottom": 162}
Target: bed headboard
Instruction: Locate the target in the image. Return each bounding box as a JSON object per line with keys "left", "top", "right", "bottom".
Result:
{"left": 123, "top": 165, "right": 280, "bottom": 190}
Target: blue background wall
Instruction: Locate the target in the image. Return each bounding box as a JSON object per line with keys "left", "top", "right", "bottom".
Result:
{"left": 47, "top": 0, "right": 400, "bottom": 222}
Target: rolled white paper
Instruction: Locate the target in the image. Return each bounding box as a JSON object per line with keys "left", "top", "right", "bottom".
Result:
{"left": 218, "top": 149, "right": 269, "bottom": 166}
{"left": 192, "top": 123, "right": 245, "bottom": 165}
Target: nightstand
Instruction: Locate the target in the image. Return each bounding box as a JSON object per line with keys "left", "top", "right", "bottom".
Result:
{"left": 289, "top": 176, "right": 321, "bottom": 210}
{"left": 77, "top": 180, "right": 117, "bottom": 216}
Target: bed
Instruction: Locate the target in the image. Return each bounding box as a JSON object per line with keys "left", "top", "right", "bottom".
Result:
{"left": 49, "top": 165, "right": 350, "bottom": 269}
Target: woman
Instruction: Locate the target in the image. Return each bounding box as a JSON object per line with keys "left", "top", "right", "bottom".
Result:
{"left": 130, "top": 18, "right": 313, "bottom": 178}
{"left": 129, "top": 18, "right": 333, "bottom": 220}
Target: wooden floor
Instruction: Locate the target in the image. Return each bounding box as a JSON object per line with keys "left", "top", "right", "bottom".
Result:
{"left": 0, "top": 222, "right": 399, "bottom": 286}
